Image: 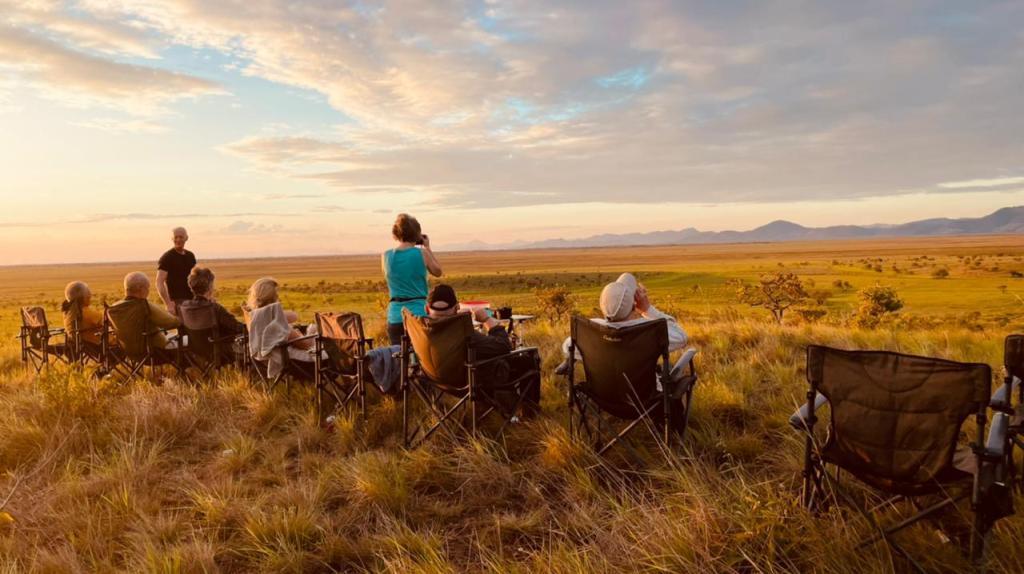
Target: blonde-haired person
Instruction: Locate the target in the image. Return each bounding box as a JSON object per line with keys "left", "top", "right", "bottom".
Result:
{"left": 61, "top": 281, "right": 111, "bottom": 347}
{"left": 382, "top": 213, "right": 443, "bottom": 345}
{"left": 244, "top": 277, "right": 312, "bottom": 352}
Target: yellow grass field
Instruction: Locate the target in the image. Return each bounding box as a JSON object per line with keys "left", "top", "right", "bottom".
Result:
{"left": 1, "top": 235, "right": 1023, "bottom": 572}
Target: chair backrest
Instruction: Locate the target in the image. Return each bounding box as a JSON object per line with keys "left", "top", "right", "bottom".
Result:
{"left": 107, "top": 298, "right": 152, "bottom": 358}
{"left": 1005, "top": 334, "right": 1024, "bottom": 381}
{"left": 403, "top": 308, "right": 473, "bottom": 388}
{"left": 178, "top": 299, "right": 220, "bottom": 360}
{"left": 20, "top": 306, "right": 49, "bottom": 349}
{"left": 571, "top": 316, "right": 668, "bottom": 418}
{"left": 315, "top": 312, "right": 366, "bottom": 376}
{"left": 807, "top": 345, "right": 991, "bottom": 491}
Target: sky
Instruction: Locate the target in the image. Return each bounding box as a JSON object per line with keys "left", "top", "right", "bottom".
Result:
{"left": 0, "top": 0, "right": 1022, "bottom": 265}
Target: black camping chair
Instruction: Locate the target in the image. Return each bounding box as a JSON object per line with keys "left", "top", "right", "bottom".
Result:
{"left": 17, "top": 307, "right": 69, "bottom": 372}
{"left": 313, "top": 312, "right": 378, "bottom": 421}
{"left": 991, "top": 334, "right": 1024, "bottom": 491}
{"left": 792, "top": 345, "right": 1013, "bottom": 570}
{"left": 177, "top": 300, "right": 240, "bottom": 384}
{"left": 567, "top": 316, "right": 698, "bottom": 455}
{"left": 400, "top": 309, "right": 542, "bottom": 448}
{"left": 103, "top": 300, "right": 181, "bottom": 382}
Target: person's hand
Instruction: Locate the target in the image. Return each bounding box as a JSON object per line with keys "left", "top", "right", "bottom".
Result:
{"left": 473, "top": 307, "right": 491, "bottom": 324}
{"left": 634, "top": 284, "right": 651, "bottom": 313}
{"left": 420, "top": 234, "right": 430, "bottom": 248}
{"left": 166, "top": 301, "right": 177, "bottom": 315}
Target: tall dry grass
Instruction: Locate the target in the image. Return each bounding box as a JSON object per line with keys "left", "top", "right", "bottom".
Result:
{"left": 0, "top": 316, "right": 1022, "bottom": 573}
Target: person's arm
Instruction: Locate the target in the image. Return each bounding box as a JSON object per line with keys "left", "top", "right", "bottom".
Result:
{"left": 148, "top": 301, "right": 181, "bottom": 329}
{"left": 381, "top": 252, "right": 389, "bottom": 279}
{"left": 216, "top": 303, "right": 244, "bottom": 335}
{"left": 156, "top": 269, "right": 174, "bottom": 313}
{"left": 635, "top": 286, "right": 687, "bottom": 351}
{"left": 420, "top": 235, "right": 442, "bottom": 277}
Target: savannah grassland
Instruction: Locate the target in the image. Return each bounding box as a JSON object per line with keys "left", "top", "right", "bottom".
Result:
{"left": 1, "top": 235, "right": 1024, "bottom": 573}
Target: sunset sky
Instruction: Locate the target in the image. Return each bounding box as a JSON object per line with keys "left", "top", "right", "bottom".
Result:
{"left": 1, "top": 1, "right": 1023, "bottom": 265}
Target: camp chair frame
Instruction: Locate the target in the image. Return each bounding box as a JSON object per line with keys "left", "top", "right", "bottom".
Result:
{"left": 796, "top": 345, "right": 1011, "bottom": 569}
{"left": 102, "top": 301, "right": 181, "bottom": 382}
{"left": 566, "top": 316, "right": 698, "bottom": 456}
{"left": 17, "top": 307, "right": 69, "bottom": 373}
{"left": 313, "top": 312, "right": 376, "bottom": 421}
{"left": 62, "top": 302, "right": 105, "bottom": 369}
{"left": 244, "top": 330, "right": 318, "bottom": 393}
{"left": 399, "top": 312, "right": 542, "bottom": 449}
{"left": 176, "top": 300, "right": 239, "bottom": 385}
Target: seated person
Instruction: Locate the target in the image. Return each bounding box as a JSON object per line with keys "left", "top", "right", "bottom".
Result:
{"left": 61, "top": 280, "right": 114, "bottom": 348}
{"left": 245, "top": 277, "right": 315, "bottom": 362}
{"left": 556, "top": 272, "right": 689, "bottom": 375}
{"left": 426, "top": 284, "right": 540, "bottom": 418}
{"left": 108, "top": 272, "right": 181, "bottom": 359}
{"left": 178, "top": 267, "right": 244, "bottom": 362}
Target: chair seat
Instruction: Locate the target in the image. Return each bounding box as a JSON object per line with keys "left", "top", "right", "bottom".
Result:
{"left": 822, "top": 445, "right": 975, "bottom": 496}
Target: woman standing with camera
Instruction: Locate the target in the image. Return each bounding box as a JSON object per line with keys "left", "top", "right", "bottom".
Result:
{"left": 382, "top": 213, "right": 444, "bottom": 345}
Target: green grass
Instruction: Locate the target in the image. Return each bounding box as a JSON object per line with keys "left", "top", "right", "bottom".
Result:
{"left": 1, "top": 236, "right": 1024, "bottom": 572}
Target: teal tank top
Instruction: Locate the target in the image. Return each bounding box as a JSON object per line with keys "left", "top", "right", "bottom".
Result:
{"left": 384, "top": 247, "right": 428, "bottom": 324}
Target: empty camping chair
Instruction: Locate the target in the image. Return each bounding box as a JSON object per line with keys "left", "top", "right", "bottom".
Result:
{"left": 245, "top": 302, "right": 317, "bottom": 392}
{"left": 18, "top": 306, "right": 69, "bottom": 372}
{"left": 400, "top": 308, "right": 541, "bottom": 448}
{"left": 104, "top": 300, "right": 180, "bottom": 381}
{"left": 567, "top": 316, "right": 698, "bottom": 455}
{"left": 313, "top": 312, "right": 383, "bottom": 421}
{"left": 792, "top": 345, "right": 1013, "bottom": 568}
{"left": 177, "top": 299, "right": 239, "bottom": 384}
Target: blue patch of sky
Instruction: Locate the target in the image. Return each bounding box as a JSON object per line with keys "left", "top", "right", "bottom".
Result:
{"left": 468, "top": 0, "right": 527, "bottom": 43}
{"left": 595, "top": 66, "right": 651, "bottom": 90}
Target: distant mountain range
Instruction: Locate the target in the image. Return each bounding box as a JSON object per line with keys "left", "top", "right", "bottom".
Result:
{"left": 448, "top": 206, "right": 1024, "bottom": 251}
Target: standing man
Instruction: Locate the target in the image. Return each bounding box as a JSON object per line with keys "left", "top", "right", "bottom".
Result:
{"left": 157, "top": 226, "right": 197, "bottom": 316}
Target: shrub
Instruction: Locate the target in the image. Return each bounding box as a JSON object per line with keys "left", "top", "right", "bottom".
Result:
{"left": 534, "top": 285, "right": 576, "bottom": 321}
{"left": 733, "top": 272, "right": 808, "bottom": 324}
{"left": 854, "top": 284, "right": 904, "bottom": 328}
{"left": 931, "top": 268, "right": 950, "bottom": 279}
{"left": 1010, "top": 271, "right": 1023, "bottom": 279}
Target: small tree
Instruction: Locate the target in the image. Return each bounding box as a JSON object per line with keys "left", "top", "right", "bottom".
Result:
{"left": 854, "top": 284, "right": 904, "bottom": 328}
{"left": 535, "top": 285, "right": 576, "bottom": 322}
{"left": 735, "top": 272, "right": 808, "bottom": 324}
{"left": 931, "top": 268, "right": 950, "bottom": 279}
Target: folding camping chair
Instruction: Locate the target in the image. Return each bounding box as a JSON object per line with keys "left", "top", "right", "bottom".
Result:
{"left": 313, "top": 312, "right": 377, "bottom": 421}
{"left": 17, "top": 306, "right": 69, "bottom": 372}
{"left": 793, "top": 345, "right": 1013, "bottom": 569}
{"left": 177, "top": 299, "right": 240, "bottom": 384}
{"left": 244, "top": 303, "right": 317, "bottom": 393}
{"left": 567, "top": 316, "right": 698, "bottom": 455}
{"left": 991, "top": 334, "right": 1024, "bottom": 491}
{"left": 62, "top": 300, "right": 104, "bottom": 368}
{"left": 400, "top": 309, "right": 541, "bottom": 448}
{"left": 104, "top": 300, "right": 180, "bottom": 382}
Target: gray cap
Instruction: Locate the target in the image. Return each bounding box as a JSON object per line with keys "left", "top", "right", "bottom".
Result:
{"left": 599, "top": 273, "right": 638, "bottom": 322}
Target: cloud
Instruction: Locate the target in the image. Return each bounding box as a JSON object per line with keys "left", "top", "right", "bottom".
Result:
{"left": 219, "top": 220, "right": 286, "bottom": 235}
{"left": 938, "top": 176, "right": 1024, "bottom": 190}
{"left": 0, "top": 24, "right": 221, "bottom": 116}
{"left": 14, "top": 0, "right": 1024, "bottom": 206}
{"left": 0, "top": 211, "right": 300, "bottom": 228}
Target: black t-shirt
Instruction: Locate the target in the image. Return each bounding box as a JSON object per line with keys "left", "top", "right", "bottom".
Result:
{"left": 158, "top": 248, "right": 197, "bottom": 301}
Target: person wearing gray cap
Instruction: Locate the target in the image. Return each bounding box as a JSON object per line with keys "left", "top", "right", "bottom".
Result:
{"left": 554, "top": 272, "right": 688, "bottom": 375}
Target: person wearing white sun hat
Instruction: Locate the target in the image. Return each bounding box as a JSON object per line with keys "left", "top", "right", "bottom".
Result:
{"left": 555, "top": 272, "right": 688, "bottom": 374}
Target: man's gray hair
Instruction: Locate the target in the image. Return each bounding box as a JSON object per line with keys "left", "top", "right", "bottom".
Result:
{"left": 172, "top": 226, "right": 188, "bottom": 236}
{"left": 64, "top": 281, "right": 90, "bottom": 303}
{"left": 124, "top": 272, "right": 150, "bottom": 296}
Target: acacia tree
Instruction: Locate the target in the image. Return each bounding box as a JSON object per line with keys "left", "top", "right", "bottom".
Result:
{"left": 735, "top": 272, "right": 808, "bottom": 324}
{"left": 854, "top": 284, "right": 904, "bottom": 327}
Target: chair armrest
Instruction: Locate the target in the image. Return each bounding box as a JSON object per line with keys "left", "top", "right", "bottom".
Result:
{"left": 669, "top": 348, "right": 698, "bottom": 380}
{"left": 985, "top": 412, "right": 1010, "bottom": 457}
{"left": 272, "top": 333, "right": 318, "bottom": 349}
{"left": 48, "top": 328, "right": 66, "bottom": 335}
{"left": 468, "top": 346, "right": 539, "bottom": 368}
{"left": 990, "top": 376, "right": 1020, "bottom": 411}
{"left": 789, "top": 392, "right": 829, "bottom": 431}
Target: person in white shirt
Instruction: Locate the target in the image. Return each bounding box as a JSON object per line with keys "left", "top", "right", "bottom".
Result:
{"left": 555, "top": 272, "right": 688, "bottom": 375}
